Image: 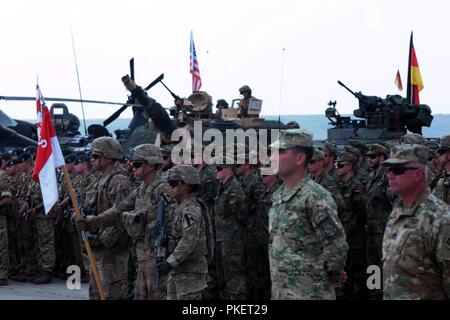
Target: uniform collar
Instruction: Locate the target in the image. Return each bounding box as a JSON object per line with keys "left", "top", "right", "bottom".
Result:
{"left": 279, "top": 176, "right": 309, "bottom": 202}
{"left": 394, "top": 189, "right": 430, "bottom": 218}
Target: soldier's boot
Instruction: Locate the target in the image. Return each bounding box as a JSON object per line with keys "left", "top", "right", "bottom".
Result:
{"left": 32, "top": 271, "right": 52, "bottom": 284}
{"left": 0, "top": 279, "right": 8, "bottom": 286}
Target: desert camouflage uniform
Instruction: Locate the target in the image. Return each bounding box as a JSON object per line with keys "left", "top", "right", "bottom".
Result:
{"left": 269, "top": 177, "right": 348, "bottom": 299}
{"left": 214, "top": 176, "right": 247, "bottom": 300}
{"left": 433, "top": 172, "right": 450, "bottom": 204}
{"left": 5, "top": 170, "right": 20, "bottom": 276}
{"left": 383, "top": 190, "right": 450, "bottom": 299}
{"left": 166, "top": 198, "right": 207, "bottom": 300}
{"left": 0, "top": 172, "right": 12, "bottom": 281}
{"left": 94, "top": 178, "right": 173, "bottom": 300}
{"left": 88, "top": 168, "right": 132, "bottom": 300}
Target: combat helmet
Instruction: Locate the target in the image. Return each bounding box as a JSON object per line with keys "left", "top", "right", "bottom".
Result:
{"left": 168, "top": 164, "right": 200, "bottom": 185}
{"left": 91, "top": 137, "right": 123, "bottom": 160}
{"left": 239, "top": 85, "right": 252, "bottom": 96}
{"left": 131, "top": 144, "right": 163, "bottom": 164}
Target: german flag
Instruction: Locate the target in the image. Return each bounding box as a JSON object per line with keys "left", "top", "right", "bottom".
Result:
{"left": 406, "top": 32, "right": 424, "bottom": 104}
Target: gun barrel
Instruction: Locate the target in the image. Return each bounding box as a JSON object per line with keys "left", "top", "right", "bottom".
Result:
{"left": 337, "top": 80, "right": 358, "bottom": 98}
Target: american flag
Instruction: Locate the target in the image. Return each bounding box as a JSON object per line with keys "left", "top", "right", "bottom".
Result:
{"left": 190, "top": 31, "right": 202, "bottom": 92}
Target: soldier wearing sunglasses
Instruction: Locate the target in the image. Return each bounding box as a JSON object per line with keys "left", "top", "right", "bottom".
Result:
{"left": 382, "top": 144, "right": 450, "bottom": 299}
{"left": 365, "top": 144, "right": 392, "bottom": 300}
{"left": 335, "top": 152, "right": 368, "bottom": 300}
{"left": 434, "top": 135, "right": 450, "bottom": 204}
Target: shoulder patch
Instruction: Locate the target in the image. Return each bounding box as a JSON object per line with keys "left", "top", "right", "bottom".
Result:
{"left": 321, "top": 221, "right": 337, "bottom": 238}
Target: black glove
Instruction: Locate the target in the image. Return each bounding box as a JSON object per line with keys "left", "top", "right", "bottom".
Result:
{"left": 156, "top": 261, "right": 172, "bottom": 275}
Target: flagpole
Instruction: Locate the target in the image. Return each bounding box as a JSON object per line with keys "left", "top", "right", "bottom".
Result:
{"left": 62, "top": 166, "right": 106, "bottom": 300}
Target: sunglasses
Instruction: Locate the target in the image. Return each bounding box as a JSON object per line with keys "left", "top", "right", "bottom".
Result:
{"left": 368, "top": 154, "right": 379, "bottom": 159}
{"left": 216, "top": 166, "right": 231, "bottom": 172}
{"left": 90, "top": 154, "right": 100, "bottom": 160}
{"left": 131, "top": 161, "right": 146, "bottom": 169}
{"left": 162, "top": 156, "right": 170, "bottom": 161}
{"left": 388, "top": 167, "right": 419, "bottom": 175}
{"left": 336, "top": 163, "right": 350, "bottom": 169}
{"left": 309, "top": 160, "right": 316, "bottom": 165}
{"left": 168, "top": 179, "right": 182, "bottom": 188}
{"left": 437, "top": 149, "right": 448, "bottom": 155}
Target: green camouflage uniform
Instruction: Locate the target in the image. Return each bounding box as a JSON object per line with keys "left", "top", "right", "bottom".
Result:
{"left": 315, "top": 171, "right": 345, "bottom": 215}
{"left": 0, "top": 172, "right": 12, "bottom": 281}
{"left": 383, "top": 191, "right": 450, "bottom": 299}
{"left": 269, "top": 177, "right": 348, "bottom": 299}
{"left": 214, "top": 175, "right": 247, "bottom": 300}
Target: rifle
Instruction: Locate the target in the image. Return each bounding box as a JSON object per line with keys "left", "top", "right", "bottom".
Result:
{"left": 22, "top": 185, "right": 33, "bottom": 221}
{"left": 154, "top": 194, "right": 169, "bottom": 298}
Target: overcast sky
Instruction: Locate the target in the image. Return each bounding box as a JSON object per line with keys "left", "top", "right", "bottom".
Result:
{"left": 1, "top": 0, "right": 449, "bottom": 121}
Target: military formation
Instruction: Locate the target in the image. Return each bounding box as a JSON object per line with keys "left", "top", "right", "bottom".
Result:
{"left": 0, "top": 80, "right": 449, "bottom": 300}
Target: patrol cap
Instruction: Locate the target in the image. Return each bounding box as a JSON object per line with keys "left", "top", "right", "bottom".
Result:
{"left": 168, "top": 164, "right": 200, "bottom": 185}
{"left": 382, "top": 144, "right": 429, "bottom": 166}
{"left": 1, "top": 152, "right": 11, "bottom": 161}
{"left": 214, "top": 154, "right": 236, "bottom": 168}
{"left": 400, "top": 133, "right": 427, "bottom": 145}
{"left": 160, "top": 144, "right": 174, "bottom": 158}
{"left": 344, "top": 145, "right": 361, "bottom": 157}
{"left": 269, "top": 129, "right": 313, "bottom": 150}
{"left": 348, "top": 139, "right": 368, "bottom": 153}
{"left": 319, "top": 142, "right": 337, "bottom": 157}
{"left": 366, "top": 144, "right": 389, "bottom": 156}
{"left": 91, "top": 137, "right": 123, "bottom": 160}
{"left": 12, "top": 148, "right": 24, "bottom": 157}
{"left": 64, "top": 154, "right": 77, "bottom": 164}
{"left": 18, "top": 152, "right": 31, "bottom": 162}
{"left": 74, "top": 154, "right": 90, "bottom": 164}
{"left": 336, "top": 152, "right": 357, "bottom": 165}
{"left": 131, "top": 144, "right": 163, "bottom": 164}
{"left": 438, "top": 134, "right": 450, "bottom": 150}
{"left": 311, "top": 149, "right": 325, "bottom": 162}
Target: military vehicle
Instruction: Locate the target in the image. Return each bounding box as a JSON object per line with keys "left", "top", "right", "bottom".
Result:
{"left": 325, "top": 80, "right": 434, "bottom": 145}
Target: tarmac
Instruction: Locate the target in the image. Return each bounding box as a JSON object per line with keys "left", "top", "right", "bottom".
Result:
{"left": 0, "top": 278, "right": 89, "bottom": 300}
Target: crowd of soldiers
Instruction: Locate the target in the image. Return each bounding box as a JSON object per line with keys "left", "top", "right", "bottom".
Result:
{"left": 0, "top": 128, "right": 449, "bottom": 300}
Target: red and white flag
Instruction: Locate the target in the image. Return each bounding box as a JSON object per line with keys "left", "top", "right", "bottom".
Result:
{"left": 32, "top": 84, "right": 65, "bottom": 214}
{"left": 395, "top": 69, "right": 403, "bottom": 92}
{"left": 190, "top": 31, "right": 202, "bottom": 92}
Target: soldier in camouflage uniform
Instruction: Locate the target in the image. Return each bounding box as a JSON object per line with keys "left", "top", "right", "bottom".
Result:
{"left": 433, "top": 135, "right": 450, "bottom": 204}
{"left": 235, "top": 148, "right": 268, "bottom": 300}
{"left": 365, "top": 144, "right": 392, "bottom": 299}
{"left": 381, "top": 144, "right": 450, "bottom": 299}
{"left": 0, "top": 169, "right": 13, "bottom": 285}
{"left": 308, "top": 149, "right": 345, "bottom": 215}
{"left": 238, "top": 85, "right": 253, "bottom": 117}
{"left": 320, "top": 142, "right": 338, "bottom": 178}
{"left": 345, "top": 145, "right": 370, "bottom": 186}
{"left": 214, "top": 155, "right": 248, "bottom": 300}
{"left": 335, "top": 152, "right": 368, "bottom": 299}
{"left": 78, "top": 143, "right": 172, "bottom": 300}
{"left": 157, "top": 165, "right": 209, "bottom": 300}
{"left": 269, "top": 129, "right": 348, "bottom": 299}
{"left": 77, "top": 137, "right": 132, "bottom": 299}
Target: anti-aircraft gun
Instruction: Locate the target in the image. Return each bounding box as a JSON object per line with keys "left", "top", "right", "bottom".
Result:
{"left": 325, "top": 81, "right": 433, "bottom": 145}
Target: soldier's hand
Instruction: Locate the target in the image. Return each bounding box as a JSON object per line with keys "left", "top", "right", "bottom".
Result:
{"left": 76, "top": 215, "right": 96, "bottom": 231}
{"left": 156, "top": 261, "right": 172, "bottom": 275}
{"left": 18, "top": 202, "right": 28, "bottom": 215}
{"left": 333, "top": 271, "right": 348, "bottom": 288}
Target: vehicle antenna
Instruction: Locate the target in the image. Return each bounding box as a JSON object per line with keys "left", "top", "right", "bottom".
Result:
{"left": 69, "top": 21, "right": 88, "bottom": 135}
{"left": 278, "top": 48, "right": 286, "bottom": 129}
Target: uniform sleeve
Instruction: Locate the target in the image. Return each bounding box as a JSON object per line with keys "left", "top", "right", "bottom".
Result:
{"left": 308, "top": 193, "right": 348, "bottom": 278}
{"left": 434, "top": 223, "right": 450, "bottom": 297}
{"left": 230, "top": 185, "right": 247, "bottom": 226}
{"left": 109, "top": 174, "right": 133, "bottom": 206}
{"left": 96, "top": 189, "right": 137, "bottom": 228}
{"left": 166, "top": 204, "right": 202, "bottom": 268}
{"left": 0, "top": 177, "right": 12, "bottom": 199}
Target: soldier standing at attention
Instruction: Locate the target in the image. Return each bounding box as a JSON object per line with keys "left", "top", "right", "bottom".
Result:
{"left": 320, "top": 142, "right": 338, "bottom": 178}
{"left": 434, "top": 135, "right": 450, "bottom": 204}
{"left": 157, "top": 165, "right": 208, "bottom": 300}
{"left": 382, "top": 144, "right": 450, "bottom": 299}
{"left": 214, "top": 155, "right": 248, "bottom": 300}
{"left": 78, "top": 137, "right": 132, "bottom": 300}
{"left": 78, "top": 144, "right": 172, "bottom": 300}
{"left": 365, "top": 144, "right": 392, "bottom": 300}
{"left": 269, "top": 129, "right": 348, "bottom": 299}
{"left": 0, "top": 170, "right": 12, "bottom": 285}
{"left": 335, "top": 152, "right": 368, "bottom": 299}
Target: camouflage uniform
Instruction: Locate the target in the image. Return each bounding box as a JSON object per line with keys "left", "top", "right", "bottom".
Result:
{"left": 433, "top": 135, "right": 450, "bottom": 204}
{"left": 365, "top": 144, "right": 392, "bottom": 299}
{"left": 214, "top": 174, "right": 248, "bottom": 300}
{"left": 381, "top": 144, "right": 450, "bottom": 299}
{"left": 240, "top": 171, "right": 269, "bottom": 300}
{"left": 335, "top": 152, "right": 368, "bottom": 299}
{"left": 4, "top": 161, "right": 20, "bottom": 277}
{"left": 345, "top": 145, "right": 370, "bottom": 186}
{"left": 166, "top": 165, "right": 208, "bottom": 300}
{"left": 0, "top": 172, "right": 12, "bottom": 282}
{"left": 85, "top": 144, "right": 172, "bottom": 300}
{"left": 269, "top": 129, "right": 348, "bottom": 299}
{"left": 85, "top": 137, "right": 132, "bottom": 300}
